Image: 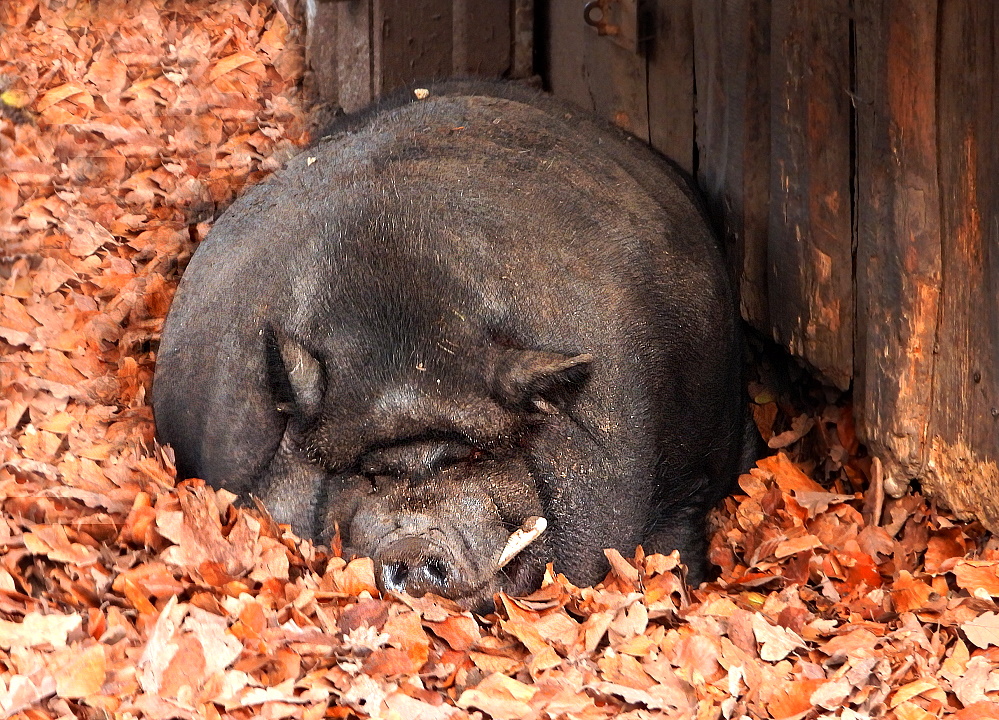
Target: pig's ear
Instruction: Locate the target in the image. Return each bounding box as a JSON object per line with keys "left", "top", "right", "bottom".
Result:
{"left": 266, "top": 328, "right": 325, "bottom": 418}
{"left": 493, "top": 350, "right": 593, "bottom": 414}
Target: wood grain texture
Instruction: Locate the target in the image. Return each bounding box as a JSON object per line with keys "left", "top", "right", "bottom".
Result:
{"left": 336, "top": 0, "right": 374, "bottom": 112}
{"left": 373, "top": 0, "right": 453, "bottom": 97}
{"left": 453, "top": 0, "right": 511, "bottom": 76}
{"left": 647, "top": 0, "right": 694, "bottom": 174}
{"left": 767, "top": 0, "right": 853, "bottom": 390}
{"left": 511, "top": 0, "right": 534, "bottom": 78}
{"left": 854, "top": 0, "right": 942, "bottom": 489}
{"left": 691, "top": 0, "right": 771, "bottom": 330}
{"left": 303, "top": 0, "right": 339, "bottom": 105}
{"left": 545, "top": 0, "right": 649, "bottom": 141}
{"left": 925, "top": 1, "right": 999, "bottom": 526}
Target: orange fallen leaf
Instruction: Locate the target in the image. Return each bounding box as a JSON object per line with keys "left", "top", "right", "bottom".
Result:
{"left": 758, "top": 452, "right": 826, "bottom": 493}
{"left": 766, "top": 677, "right": 825, "bottom": 719}
{"left": 892, "top": 571, "right": 934, "bottom": 613}
{"left": 457, "top": 672, "right": 536, "bottom": 720}
{"left": 209, "top": 52, "right": 266, "bottom": 82}
{"left": 954, "top": 560, "right": 999, "bottom": 598}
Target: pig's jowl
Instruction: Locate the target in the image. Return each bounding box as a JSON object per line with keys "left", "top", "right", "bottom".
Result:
{"left": 153, "top": 81, "right": 752, "bottom": 612}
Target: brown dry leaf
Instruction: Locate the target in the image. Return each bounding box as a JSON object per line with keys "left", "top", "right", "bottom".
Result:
{"left": 23, "top": 524, "right": 102, "bottom": 566}
{"left": 951, "top": 656, "right": 996, "bottom": 707}
{"left": 672, "top": 632, "right": 723, "bottom": 684}
{"left": 604, "top": 547, "right": 641, "bottom": 586}
{"left": 954, "top": 560, "right": 999, "bottom": 598}
{"left": 766, "top": 677, "right": 825, "bottom": 719}
{"left": 51, "top": 642, "right": 106, "bottom": 699}
{"left": 892, "top": 571, "right": 935, "bottom": 613}
{"left": 889, "top": 678, "right": 946, "bottom": 708}
{"left": 0, "top": 613, "right": 81, "bottom": 650}
{"left": 456, "top": 672, "right": 536, "bottom": 720}
{"left": 767, "top": 414, "right": 814, "bottom": 449}
{"left": 424, "top": 612, "right": 481, "bottom": 651}
{"left": 757, "top": 452, "right": 826, "bottom": 493}
{"left": 774, "top": 533, "right": 822, "bottom": 558}
{"left": 157, "top": 483, "right": 258, "bottom": 578}
{"left": 962, "top": 611, "right": 999, "bottom": 649}
{"left": 751, "top": 612, "right": 805, "bottom": 662}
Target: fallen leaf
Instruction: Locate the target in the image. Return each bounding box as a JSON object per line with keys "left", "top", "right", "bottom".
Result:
{"left": 457, "top": 673, "right": 536, "bottom": 720}
{"left": 0, "top": 613, "right": 81, "bottom": 650}
{"left": 751, "top": 613, "right": 805, "bottom": 662}
{"left": 52, "top": 642, "right": 106, "bottom": 698}
{"left": 962, "top": 611, "right": 999, "bottom": 649}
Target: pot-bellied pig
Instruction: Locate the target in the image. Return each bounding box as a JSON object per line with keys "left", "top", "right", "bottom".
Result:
{"left": 153, "top": 81, "right": 752, "bottom": 612}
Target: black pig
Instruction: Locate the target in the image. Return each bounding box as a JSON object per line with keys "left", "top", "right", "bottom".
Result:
{"left": 153, "top": 81, "right": 750, "bottom": 611}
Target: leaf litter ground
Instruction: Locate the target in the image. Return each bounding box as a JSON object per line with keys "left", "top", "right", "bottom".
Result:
{"left": 2, "top": 1, "right": 999, "bottom": 718}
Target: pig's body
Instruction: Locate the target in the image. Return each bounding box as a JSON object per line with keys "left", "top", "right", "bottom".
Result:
{"left": 153, "top": 82, "right": 747, "bottom": 611}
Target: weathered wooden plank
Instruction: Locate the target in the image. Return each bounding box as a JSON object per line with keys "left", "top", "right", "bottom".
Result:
{"left": 545, "top": 0, "right": 593, "bottom": 111}
{"left": 647, "top": 0, "right": 694, "bottom": 174}
{"left": 336, "top": 0, "right": 373, "bottom": 112}
{"left": 453, "top": 0, "right": 511, "bottom": 76}
{"left": 545, "top": 0, "right": 648, "bottom": 141}
{"left": 302, "top": 0, "right": 339, "bottom": 106}
{"left": 372, "top": 0, "right": 453, "bottom": 97}
{"left": 767, "top": 0, "right": 853, "bottom": 390}
{"left": 854, "top": 0, "right": 941, "bottom": 493}
{"left": 691, "top": 0, "right": 771, "bottom": 330}
{"left": 511, "top": 0, "right": 534, "bottom": 78}
{"left": 925, "top": 1, "right": 999, "bottom": 528}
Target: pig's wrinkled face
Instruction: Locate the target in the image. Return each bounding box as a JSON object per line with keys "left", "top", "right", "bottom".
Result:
{"left": 324, "top": 446, "right": 550, "bottom": 613}
{"left": 260, "top": 326, "right": 591, "bottom": 613}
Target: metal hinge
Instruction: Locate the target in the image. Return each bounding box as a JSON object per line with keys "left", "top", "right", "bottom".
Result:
{"left": 583, "top": 0, "right": 647, "bottom": 54}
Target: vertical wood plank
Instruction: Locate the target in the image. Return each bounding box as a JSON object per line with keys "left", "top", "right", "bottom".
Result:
{"left": 581, "top": 11, "right": 649, "bottom": 142}
{"left": 453, "top": 0, "right": 511, "bottom": 76}
{"left": 373, "top": 0, "right": 453, "bottom": 97}
{"left": 768, "top": 0, "right": 853, "bottom": 390}
{"left": 926, "top": 1, "right": 999, "bottom": 524}
{"left": 691, "top": 0, "right": 772, "bottom": 330}
{"left": 647, "top": 0, "right": 694, "bottom": 174}
{"left": 545, "top": 0, "right": 591, "bottom": 110}
{"left": 303, "top": 0, "right": 339, "bottom": 106}
{"left": 511, "top": 0, "right": 534, "bottom": 79}
{"left": 854, "top": 0, "right": 941, "bottom": 488}
{"left": 545, "top": 0, "right": 648, "bottom": 141}
{"left": 336, "top": 0, "right": 373, "bottom": 112}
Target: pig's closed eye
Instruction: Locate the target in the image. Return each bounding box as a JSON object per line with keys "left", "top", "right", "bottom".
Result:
{"left": 427, "top": 441, "right": 491, "bottom": 471}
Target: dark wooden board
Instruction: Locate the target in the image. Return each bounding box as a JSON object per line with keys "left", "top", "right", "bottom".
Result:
{"left": 303, "top": 0, "right": 339, "bottom": 106}
{"left": 373, "top": 0, "right": 453, "bottom": 97}
{"left": 545, "top": 0, "right": 649, "bottom": 141}
{"left": 927, "top": 0, "right": 999, "bottom": 525}
{"left": 854, "top": 0, "right": 942, "bottom": 489}
{"left": 336, "top": 0, "right": 374, "bottom": 112}
{"left": 453, "top": 0, "right": 511, "bottom": 76}
{"left": 304, "top": 0, "right": 528, "bottom": 115}
{"left": 647, "top": 0, "right": 694, "bottom": 174}
{"left": 691, "top": 0, "right": 771, "bottom": 330}
{"left": 767, "top": 0, "right": 853, "bottom": 390}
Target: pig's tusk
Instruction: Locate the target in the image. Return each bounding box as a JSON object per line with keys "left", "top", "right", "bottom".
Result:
{"left": 497, "top": 516, "right": 547, "bottom": 569}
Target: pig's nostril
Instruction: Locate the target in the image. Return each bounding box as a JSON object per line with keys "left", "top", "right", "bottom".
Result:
{"left": 425, "top": 556, "right": 448, "bottom": 586}
{"left": 382, "top": 561, "right": 409, "bottom": 592}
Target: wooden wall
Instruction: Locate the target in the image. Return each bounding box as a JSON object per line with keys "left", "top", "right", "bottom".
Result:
{"left": 543, "top": 0, "right": 999, "bottom": 529}
{"left": 302, "top": 0, "right": 533, "bottom": 113}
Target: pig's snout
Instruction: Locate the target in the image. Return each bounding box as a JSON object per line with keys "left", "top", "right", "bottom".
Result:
{"left": 375, "top": 536, "right": 457, "bottom": 598}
